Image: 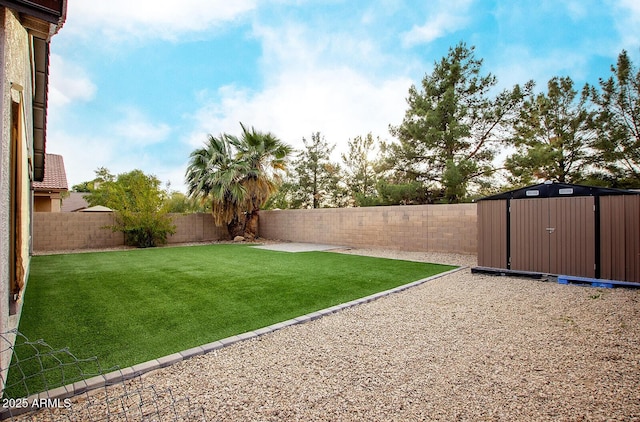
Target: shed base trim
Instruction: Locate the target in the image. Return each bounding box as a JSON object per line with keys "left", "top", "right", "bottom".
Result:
{"left": 470, "top": 267, "right": 546, "bottom": 279}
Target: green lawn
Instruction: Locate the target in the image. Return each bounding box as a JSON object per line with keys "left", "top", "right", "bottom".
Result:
{"left": 11, "top": 244, "right": 454, "bottom": 395}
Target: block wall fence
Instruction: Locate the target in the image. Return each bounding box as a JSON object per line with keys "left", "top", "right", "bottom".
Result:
{"left": 258, "top": 204, "right": 477, "bottom": 254}
{"left": 32, "top": 213, "right": 227, "bottom": 252}
{"left": 32, "top": 204, "right": 478, "bottom": 254}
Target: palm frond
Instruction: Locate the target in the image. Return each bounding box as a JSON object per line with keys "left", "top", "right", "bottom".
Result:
{"left": 185, "top": 124, "right": 293, "bottom": 229}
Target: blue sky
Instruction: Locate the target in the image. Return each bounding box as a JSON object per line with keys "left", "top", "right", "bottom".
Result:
{"left": 47, "top": 0, "right": 640, "bottom": 191}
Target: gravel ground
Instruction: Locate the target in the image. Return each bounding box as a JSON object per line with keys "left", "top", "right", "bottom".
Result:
{"left": 333, "top": 247, "right": 477, "bottom": 267}
{"left": 16, "top": 247, "right": 640, "bottom": 421}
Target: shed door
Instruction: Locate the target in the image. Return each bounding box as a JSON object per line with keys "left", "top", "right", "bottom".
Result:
{"left": 510, "top": 197, "right": 595, "bottom": 277}
{"left": 510, "top": 199, "right": 549, "bottom": 273}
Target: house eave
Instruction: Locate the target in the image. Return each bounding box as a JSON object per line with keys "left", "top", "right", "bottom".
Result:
{"left": 0, "top": 0, "right": 66, "bottom": 27}
{"left": 33, "top": 188, "right": 66, "bottom": 193}
{"left": 0, "top": 0, "right": 67, "bottom": 181}
{"left": 31, "top": 36, "right": 48, "bottom": 181}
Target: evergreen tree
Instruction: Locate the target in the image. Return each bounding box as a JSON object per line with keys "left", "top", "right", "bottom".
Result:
{"left": 341, "top": 133, "right": 380, "bottom": 206}
{"left": 289, "top": 133, "right": 341, "bottom": 208}
{"left": 588, "top": 50, "right": 640, "bottom": 187}
{"left": 505, "top": 76, "right": 594, "bottom": 185}
{"left": 388, "top": 42, "right": 528, "bottom": 202}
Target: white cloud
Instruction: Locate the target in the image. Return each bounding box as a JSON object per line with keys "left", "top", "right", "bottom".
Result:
{"left": 401, "top": 1, "right": 473, "bottom": 46}
{"left": 64, "top": 0, "right": 257, "bottom": 41}
{"left": 49, "top": 126, "right": 188, "bottom": 190}
{"left": 619, "top": 0, "right": 640, "bottom": 15}
{"left": 254, "top": 22, "right": 386, "bottom": 79}
{"left": 402, "top": 12, "right": 468, "bottom": 46}
{"left": 47, "top": 130, "right": 116, "bottom": 188}
{"left": 48, "top": 106, "right": 177, "bottom": 188}
{"left": 492, "top": 46, "right": 591, "bottom": 90}
{"left": 613, "top": 0, "right": 640, "bottom": 46}
{"left": 184, "top": 18, "right": 414, "bottom": 165}
{"left": 188, "top": 66, "right": 411, "bottom": 160}
{"left": 48, "top": 54, "right": 96, "bottom": 107}
{"left": 114, "top": 108, "right": 172, "bottom": 146}
{"left": 563, "top": 1, "right": 589, "bottom": 20}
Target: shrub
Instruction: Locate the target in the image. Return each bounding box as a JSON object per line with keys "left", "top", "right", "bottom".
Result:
{"left": 113, "top": 210, "right": 176, "bottom": 248}
{"left": 86, "top": 168, "right": 177, "bottom": 248}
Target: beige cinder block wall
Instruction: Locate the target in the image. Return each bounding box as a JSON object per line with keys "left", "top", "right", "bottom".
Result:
{"left": 33, "top": 213, "right": 124, "bottom": 251}
{"left": 32, "top": 213, "right": 226, "bottom": 252}
{"left": 32, "top": 207, "right": 478, "bottom": 254}
{"left": 166, "top": 213, "right": 226, "bottom": 244}
{"left": 258, "top": 204, "right": 477, "bottom": 254}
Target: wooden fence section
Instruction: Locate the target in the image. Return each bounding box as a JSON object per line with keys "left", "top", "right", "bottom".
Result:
{"left": 258, "top": 204, "right": 477, "bottom": 254}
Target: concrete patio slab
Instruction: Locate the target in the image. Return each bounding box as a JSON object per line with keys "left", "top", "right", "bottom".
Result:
{"left": 252, "top": 243, "right": 345, "bottom": 253}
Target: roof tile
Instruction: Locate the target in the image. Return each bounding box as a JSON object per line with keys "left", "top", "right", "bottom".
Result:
{"left": 32, "top": 153, "right": 68, "bottom": 191}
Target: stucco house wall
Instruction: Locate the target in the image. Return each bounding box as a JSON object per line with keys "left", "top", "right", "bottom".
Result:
{"left": 0, "top": 7, "right": 36, "bottom": 389}
{"left": 0, "top": 0, "right": 67, "bottom": 394}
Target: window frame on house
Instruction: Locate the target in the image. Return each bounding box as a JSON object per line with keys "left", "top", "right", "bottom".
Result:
{"left": 9, "top": 93, "right": 25, "bottom": 315}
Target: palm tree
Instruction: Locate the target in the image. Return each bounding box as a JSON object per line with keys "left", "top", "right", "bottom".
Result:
{"left": 236, "top": 123, "right": 292, "bottom": 239}
{"left": 185, "top": 123, "right": 291, "bottom": 239}
{"left": 186, "top": 132, "right": 248, "bottom": 238}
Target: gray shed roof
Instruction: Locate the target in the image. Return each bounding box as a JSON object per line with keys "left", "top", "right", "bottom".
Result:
{"left": 478, "top": 182, "right": 639, "bottom": 201}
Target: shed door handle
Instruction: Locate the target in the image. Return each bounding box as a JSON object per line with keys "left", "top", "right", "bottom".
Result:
{"left": 546, "top": 227, "right": 555, "bottom": 234}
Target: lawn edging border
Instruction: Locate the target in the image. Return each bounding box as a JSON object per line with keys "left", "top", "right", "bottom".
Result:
{"left": 2, "top": 266, "right": 466, "bottom": 418}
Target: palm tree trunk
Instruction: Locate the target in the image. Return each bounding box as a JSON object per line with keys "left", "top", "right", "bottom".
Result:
{"left": 244, "top": 210, "right": 259, "bottom": 240}
{"left": 226, "top": 214, "right": 245, "bottom": 239}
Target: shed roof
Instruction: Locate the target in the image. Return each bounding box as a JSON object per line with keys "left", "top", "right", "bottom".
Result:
{"left": 79, "top": 205, "right": 112, "bottom": 212}
{"left": 478, "top": 181, "right": 640, "bottom": 201}
{"left": 32, "top": 153, "right": 68, "bottom": 191}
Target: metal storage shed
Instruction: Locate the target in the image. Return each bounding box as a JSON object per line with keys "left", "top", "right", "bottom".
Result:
{"left": 475, "top": 181, "right": 640, "bottom": 283}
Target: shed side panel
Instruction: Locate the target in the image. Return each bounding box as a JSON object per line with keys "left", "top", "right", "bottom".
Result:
{"left": 511, "top": 199, "right": 550, "bottom": 273}
{"left": 600, "top": 196, "right": 626, "bottom": 281}
{"left": 624, "top": 196, "right": 640, "bottom": 283}
{"left": 548, "top": 197, "right": 595, "bottom": 278}
{"left": 477, "top": 200, "right": 507, "bottom": 268}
